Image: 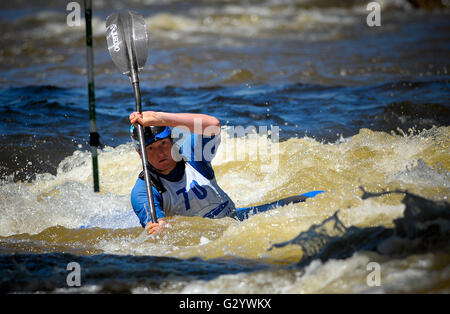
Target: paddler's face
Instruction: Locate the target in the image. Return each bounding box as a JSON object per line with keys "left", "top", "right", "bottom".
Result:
{"left": 143, "top": 138, "right": 176, "bottom": 174}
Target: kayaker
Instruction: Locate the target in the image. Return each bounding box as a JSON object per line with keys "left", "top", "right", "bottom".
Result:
{"left": 129, "top": 111, "right": 236, "bottom": 235}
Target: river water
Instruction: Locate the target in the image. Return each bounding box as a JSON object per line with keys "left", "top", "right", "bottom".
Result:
{"left": 0, "top": 0, "right": 449, "bottom": 293}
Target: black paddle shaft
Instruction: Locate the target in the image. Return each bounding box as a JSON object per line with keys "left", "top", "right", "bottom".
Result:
{"left": 136, "top": 122, "right": 158, "bottom": 224}
{"left": 106, "top": 11, "right": 157, "bottom": 224}
{"left": 132, "top": 73, "right": 158, "bottom": 224}
{"left": 127, "top": 30, "right": 158, "bottom": 224}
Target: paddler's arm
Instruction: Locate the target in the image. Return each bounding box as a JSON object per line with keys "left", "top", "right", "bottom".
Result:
{"left": 129, "top": 111, "right": 221, "bottom": 136}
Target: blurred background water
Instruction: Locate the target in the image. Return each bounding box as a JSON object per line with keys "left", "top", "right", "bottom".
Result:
{"left": 0, "top": 0, "right": 449, "bottom": 293}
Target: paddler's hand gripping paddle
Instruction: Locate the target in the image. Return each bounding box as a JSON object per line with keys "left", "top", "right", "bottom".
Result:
{"left": 106, "top": 11, "right": 158, "bottom": 224}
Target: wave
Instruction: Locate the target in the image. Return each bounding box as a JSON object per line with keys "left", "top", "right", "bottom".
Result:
{"left": 0, "top": 251, "right": 269, "bottom": 293}
{"left": 373, "top": 100, "right": 450, "bottom": 133}
{"left": 0, "top": 0, "right": 424, "bottom": 45}
{"left": 0, "top": 80, "right": 448, "bottom": 182}
{"left": 270, "top": 188, "right": 450, "bottom": 267}
{"left": 0, "top": 125, "right": 448, "bottom": 293}
{"left": 1, "top": 125, "right": 448, "bottom": 237}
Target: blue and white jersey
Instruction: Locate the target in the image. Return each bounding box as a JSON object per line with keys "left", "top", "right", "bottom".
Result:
{"left": 131, "top": 130, "right": 235, "bottom": 227}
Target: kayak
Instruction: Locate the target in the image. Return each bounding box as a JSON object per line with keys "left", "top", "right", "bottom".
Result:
{"left": 233, "top": 190, "right": 324, "bottom": 221}
{"left": 79, "top": 191, "right": 324, "bottom": 228}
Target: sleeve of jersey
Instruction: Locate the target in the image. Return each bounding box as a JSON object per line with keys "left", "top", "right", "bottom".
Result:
{"left": 180, "top": 132, "right": 220, "bottom": 162}
{"left": 131, "top": 179, "right": 165, "bottom": 228}
{"left": 178, "top": 132, "right": 221, "bottom": 180}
